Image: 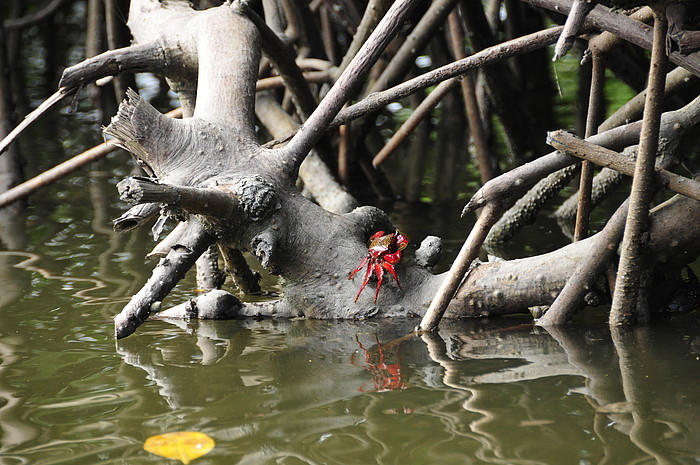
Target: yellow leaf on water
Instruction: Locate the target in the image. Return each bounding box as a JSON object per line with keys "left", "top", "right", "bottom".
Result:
{"left": 144, "top": 431, "right": 215, "bottom": 464}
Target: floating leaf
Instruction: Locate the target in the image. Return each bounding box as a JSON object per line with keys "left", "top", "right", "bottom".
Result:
{"left": 144, "top": 431, "right": 215, "bottom": 464}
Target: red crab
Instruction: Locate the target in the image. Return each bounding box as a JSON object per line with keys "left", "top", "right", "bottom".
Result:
{"left": 348, "top": 230, "right": 408, "bottom": 303}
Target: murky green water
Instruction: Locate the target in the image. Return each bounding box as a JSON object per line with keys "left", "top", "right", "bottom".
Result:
{"left": 2, "top": 151, "right": 700, "bottom": 465}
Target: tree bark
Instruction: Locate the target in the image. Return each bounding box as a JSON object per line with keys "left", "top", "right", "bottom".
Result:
{"left": 610, "top": 11, "right": 669, "bottom": 326}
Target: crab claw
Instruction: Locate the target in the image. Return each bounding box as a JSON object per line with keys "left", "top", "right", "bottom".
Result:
{"left": 382, "top": 261, "right": 401, "bottom": 290}
{"left": 393, "top": 231, "right": 409, "bottom": 251}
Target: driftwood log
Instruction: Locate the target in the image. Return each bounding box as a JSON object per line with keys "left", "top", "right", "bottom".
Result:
{"left": 52, "top": 0, "right": 700, "bottom": 338}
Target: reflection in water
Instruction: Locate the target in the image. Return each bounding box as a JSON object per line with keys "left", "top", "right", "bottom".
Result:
{"left": 103, "top": 318, "right": 700, "bottom": 464}
{"left": 0, "top": 251, "right": 109, "bottom": 305}
{"left": 0, "top": 334, "right": 39, "bottom": 463}
{"left": 421, "top": 321, "right": 700, "bottom": 465}
{"left": 351, "top": 334, "right": 409, "bottom": 392}
{"left": 116, "top": 320, "right": 248, "bottom": 409}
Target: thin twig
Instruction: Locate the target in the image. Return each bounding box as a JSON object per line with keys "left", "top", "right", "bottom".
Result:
{"left": 372, "top": 78, "right": 459, "bottom": 167}
{"left": 574, "top": 53, "right": 605, "bottom": 241}
{"left": 0, "top": 89, "right": 72, "bottom": 156}
{"left": 256, "top": 71, "right": 332, "bottom": 91}
{"left": 447, "top": 10, "right": 493, "bottom": 183}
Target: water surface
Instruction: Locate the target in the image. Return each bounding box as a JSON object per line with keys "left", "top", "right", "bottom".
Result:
{"left": 2, "top": 188, "right": 700, "bottom": 464}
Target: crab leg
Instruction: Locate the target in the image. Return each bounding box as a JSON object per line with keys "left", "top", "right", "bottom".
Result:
{"left": 349, "top": 255, "right": 369, "bottom": 280}
{"left": 354, "top": 260, "right": 374, "bottom": 302}
{"left": 373, "top": 262, "right": 385, "bottom": 303}
{"left": 375, "top": 334, "right": 385, "bottom": 367}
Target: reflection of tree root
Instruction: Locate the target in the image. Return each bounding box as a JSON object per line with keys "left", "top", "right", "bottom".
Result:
{"left": 0, "top": 251, "right": 111, "bottom": 305}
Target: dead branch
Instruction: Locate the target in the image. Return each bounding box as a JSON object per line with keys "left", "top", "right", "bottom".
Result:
{"left": 336, "top": 0, "right": 389, "bottom": 75}
{"left": 548, "top": 130, "right": 700, "bottom": 202}
{"left": 419, "top": 204, "right": 501, "bottom": 331}
{"left": 554, "top": 166, "right": 626, "bottom": 231}
{"left": 331, "top": 26, "right": 562, "bottom": 129}
{"left": 0, "top": 89, "right": 71, "bottom": 156}
{"left": 0, "top": 137, "right": 108, "bottom": 207}
{"left": 447, "top": 10, "right": 493, "bottom": 183}
{"left": 372, "top": 78, "right": 459, "bottom": 167}
{"left": 256, "top": 71, "right": 332, "bottom": 91}
{"left": 147, "top": 221, "right": 189, "bottom": 260}
{"left": 462, "top": 123, "right": 639, "bottom": 217}
{"left": 114, "top": 219, "right": 214, "bottom": 339}
{"left": 196, "top": 244, "right": 226, "bottom": 291}
{"left": 554, "top": 0, "right": 597, "bottom": 60}
{"left": 575, "top": 52, "right": 606, "bottom": 241}
{"left": 116, "top": 177, "right": 240, "bottom": 219}
{"left": 58, "top": 43, "right": 174, "bottom": 89}
{"left": 218, "top": 245, "right": 262, "bottom": 295}
{"left": 368, "top": 0, "right": 460, "bottom": 93}
{"left": 537, "top": 198, "right": 630, "bottom": 325}
{"left": 485, "top": 164, "right": 579, "bottom": 250}
{"left": 113, "top": 203, "right": 161, "bottom": 234}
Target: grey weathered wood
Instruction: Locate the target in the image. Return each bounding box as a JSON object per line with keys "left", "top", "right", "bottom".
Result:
{"left": 547, "top": 130, "right": 700, "bottom": 202}
{"left": 114, "top": 219, "right": 214, "bottom": 339}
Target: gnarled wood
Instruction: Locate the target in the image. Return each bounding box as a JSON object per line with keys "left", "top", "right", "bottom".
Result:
{"left": 39, "top": 0, "right": 700, "bottom": 339}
